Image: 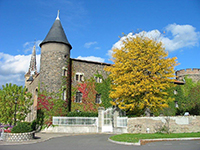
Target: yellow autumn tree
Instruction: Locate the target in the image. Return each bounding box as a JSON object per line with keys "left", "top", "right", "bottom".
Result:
{"left": 105, "top": 34, "right": 178, "bottom": 114}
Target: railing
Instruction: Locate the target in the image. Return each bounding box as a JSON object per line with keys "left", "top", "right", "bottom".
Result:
{"left": 53, "top": 116, "right": 98, "bottom": 126}
{"left": 117, "top": 117, "right": 128, "bottom": 127}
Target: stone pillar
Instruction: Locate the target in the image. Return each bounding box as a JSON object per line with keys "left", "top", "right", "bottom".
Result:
{"left": 113, "top": 110, "right": 119, "bottom": 128}
{"left": 98, "top": 107, "right": 104, "bottom": 133}
{"left": 113, "top": 108, "right": 120, "bottom": 133}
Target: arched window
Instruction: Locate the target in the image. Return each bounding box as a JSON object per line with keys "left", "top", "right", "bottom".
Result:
{"left": 62, "top": 89, "right": 66, "bottom": 100}
{"left": 62, "top": 67, "right": 68, "bottom": 76}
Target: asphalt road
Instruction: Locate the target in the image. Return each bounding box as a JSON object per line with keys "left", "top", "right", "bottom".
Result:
{"left": 0, "top": 134, "right": 200, "bottom": 150}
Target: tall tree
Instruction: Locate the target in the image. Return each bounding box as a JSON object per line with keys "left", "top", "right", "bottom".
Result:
{"left": 0, "top": 83, "right": 32, "bottom": 125}
{"left": 105, "top": 34, "right": 178, "bottom": 114}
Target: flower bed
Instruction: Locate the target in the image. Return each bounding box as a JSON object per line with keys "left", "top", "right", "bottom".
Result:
{"left": 3, "top": 131, "right": 35, "bottom": 142}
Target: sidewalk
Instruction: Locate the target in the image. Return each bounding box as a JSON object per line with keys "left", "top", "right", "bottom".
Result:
{"left": 0, "top": 132, "right": 72, "bottom": 145}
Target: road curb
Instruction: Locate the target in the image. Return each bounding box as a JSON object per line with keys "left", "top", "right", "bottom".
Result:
{"left": 108, "top": 137, "right": 200, "bottom": 146}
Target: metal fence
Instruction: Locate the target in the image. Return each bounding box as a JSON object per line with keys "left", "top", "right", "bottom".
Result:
{"left": 117, "top": 117, "right": 128, "bottom": 127}
{"left": 53, "top": 116, "right": 98, "bottom": 126}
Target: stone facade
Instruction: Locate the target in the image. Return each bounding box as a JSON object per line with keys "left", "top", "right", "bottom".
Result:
{"left": 71, "top": 58, "right": 110, "bottom": 86}
{"left": 25, "top": 74, "right": 39, "bottom": 122}
{"left": 40, "top": 43, "right": 70, "bottom": 93}
{"left": 176, "top": 68, "right": 200, "bottom": 83}
{"left": 127, "top": 116, "right": 200, "bottom": 133}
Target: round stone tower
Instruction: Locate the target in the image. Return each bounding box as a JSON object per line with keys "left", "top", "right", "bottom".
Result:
{"left": 39, "top": 11, "right": 72, "bottom": 93}
{"left": 176, "top": 68, "right": 200, "bottom": 83}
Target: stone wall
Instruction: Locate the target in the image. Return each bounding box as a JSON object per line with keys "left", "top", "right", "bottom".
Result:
{"left": 127, "top": 116, "right": 200, "bottom": 133}
{"left": 3, "top": 131, "right": 34, "bottom": 142}
{"left": 176, "top": 68, "right": 200, "bottom": 82}
{"left": 25, "top": 75, "right": 39, "bottom": 122}
{"left": 42, "top": 125, "right": 98, "bottom": 133}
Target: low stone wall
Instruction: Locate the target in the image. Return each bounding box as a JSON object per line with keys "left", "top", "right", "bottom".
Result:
{"left": 127, "top": 116, "right": 200, "bottom": 133}
{"left": 3, "top": 131, "right": 34, "bottom": 142}
{"left": 113, "top": 127, "right": 128, "bottom": 134}
{"left": 42, "top": 125, "right": 98, "bottom": 133}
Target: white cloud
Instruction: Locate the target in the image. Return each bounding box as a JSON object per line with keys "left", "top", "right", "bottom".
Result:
{"left": 107, "top": 24, "right": 200, "bottom": 57}
{"left": 84, "top": 41, "right": 97, "bottom": 48}
{"left": 76, "top": 56, "right": 105, "bottom": 63}
{"left": 0, "top": 53, "right": 40, "bottom": 87}
{"left": 162, "top": 24, "right": 199, "bottom": 51}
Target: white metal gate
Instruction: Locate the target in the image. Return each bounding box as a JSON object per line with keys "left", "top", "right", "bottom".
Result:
{"left": 102, "top": 107, "right": 113, "bottom": 132}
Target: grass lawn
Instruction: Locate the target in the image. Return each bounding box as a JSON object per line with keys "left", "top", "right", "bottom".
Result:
{"left": 109, "top": 132, "right": 200, "bottom": 143}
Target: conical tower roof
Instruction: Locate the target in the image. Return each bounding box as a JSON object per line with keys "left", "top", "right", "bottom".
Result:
{"left": 40, "top": 11, "right": 72, "bottom": 49}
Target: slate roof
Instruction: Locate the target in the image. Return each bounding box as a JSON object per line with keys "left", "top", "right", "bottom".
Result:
{"left": 40, "top": 18, "right": 72, "bottom": 49}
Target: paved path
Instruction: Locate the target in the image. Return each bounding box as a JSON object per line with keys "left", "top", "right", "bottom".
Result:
{"left": 0, "top": 133, "right": 200, "bottom": 150}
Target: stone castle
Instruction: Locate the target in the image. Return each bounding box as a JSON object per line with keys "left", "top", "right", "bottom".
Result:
{"left": 176, "top": 68, "right": 200, "bottom": 83}
{"left": 25, "top": 12, "right": 200, "bottom": 122}
{"left": 25, "top": 12, "right": 110, "bottom": 121}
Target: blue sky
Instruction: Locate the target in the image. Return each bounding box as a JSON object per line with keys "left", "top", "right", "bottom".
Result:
{"left": 0, "top": 0, "right": 200, "bottom": 86}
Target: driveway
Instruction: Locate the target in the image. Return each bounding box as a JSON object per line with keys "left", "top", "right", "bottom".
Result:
{"left": 0, "top": 134, "right": 200, "bottom": 150}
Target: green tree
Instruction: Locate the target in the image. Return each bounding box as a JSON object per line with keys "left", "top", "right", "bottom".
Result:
{"left": 175, "top": 77, "right": 198, "bottom": 115}
{"left": 187, "top": 84, "right": 200, "bottom": 115}
{"left": 164, "top": 77, "right": 200, "bottom": 116}
{"left": 105, "top": 34, "right": 178, "bottom": 114}
{"left": 0, "top": 83, "right": 32, "bottom": 125}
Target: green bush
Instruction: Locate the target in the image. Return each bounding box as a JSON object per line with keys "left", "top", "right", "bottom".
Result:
{"left": 11, "top": 122, "right": 32, "bottom": 133}
{"left": 67, "top": 111, "right": 98, "bottom": 117}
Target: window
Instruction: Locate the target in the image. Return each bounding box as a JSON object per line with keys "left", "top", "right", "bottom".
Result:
{"left": 75, "top": 73, "right": 84, "bottom": 82}
{"left": 62, "top": 67, "right": 68, "bottom": 76}
{"left": 63, "top": 69, "right": 67, "bottom": 76}
{"left": 75, "top": 92, "right": 82, "bottom": 103}
{"left": 175, "top": 101, "right": 179, "bottom": 108}
{"left": 174, "top": 90, "right": 178, "bottom": 95}
{"left": 95, "top": 94, "right": 101, "bottom": 104}
{"left": 62, "top": 89, "right": 66, "bottom": 100}
{"left": 95, "top": 76, "right": 102, "bottom": 83}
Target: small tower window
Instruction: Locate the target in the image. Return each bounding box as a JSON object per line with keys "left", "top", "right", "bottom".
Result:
{"left": 62, "top": 89, "right": 66, "bottom": 100}
{"left": 75, "top": 92, "right": 82, "bottom": 103}
{"left": 62, "top": 67, "right": 68, "bottom": 77}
